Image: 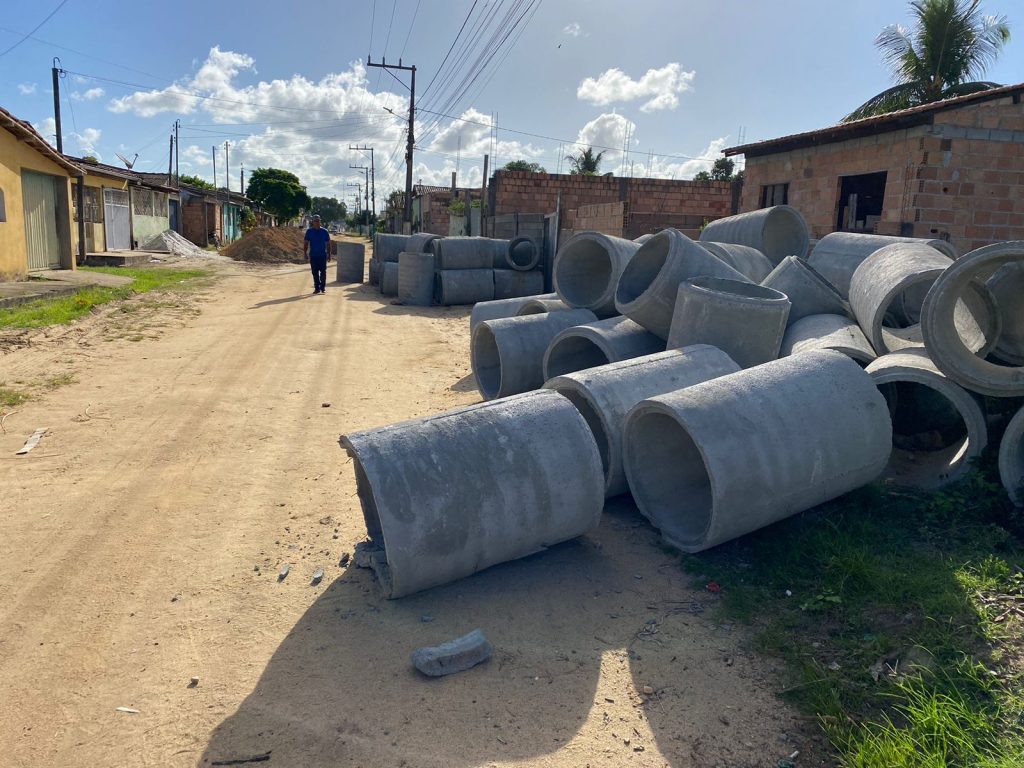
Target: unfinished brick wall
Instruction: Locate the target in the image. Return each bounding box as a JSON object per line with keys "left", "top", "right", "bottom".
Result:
{"left": 739, "top": 93, "right": 1024, "bottom": 254}
{"left": 566, "top": 202, "right": 628, "bottom": 236}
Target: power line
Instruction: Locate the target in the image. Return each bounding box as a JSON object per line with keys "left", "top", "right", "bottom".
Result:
{"left": 0, "top": 0, "right": 71, "bottom": 59}
{"left": 399, "top": 0, "right": 421, "bottom": 59}
{"left": 420, "top": 0, "right": 477, "bottom": 98}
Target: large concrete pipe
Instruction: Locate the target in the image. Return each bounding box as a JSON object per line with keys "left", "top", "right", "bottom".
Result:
{"left": 368, "top": 258, "right": 382, "bottom": 286}
{"left": 516, "top": 297, "right": 570, "bottom": 315}
{"left": 867, "top": 349, "right": 988, "bottom": 489}
{"left": 398, "top": 251, "right": 435, "bottom": 306}
{"left": 554, "top": 231, "right": 640, "bottom": 317}
{"left": 542, "top": 316, "right": 665, "bottom": 380}
{"left": 545, "top": 345, "right": 740, "bottom": 498}
{"left": 472, "top": 309, "right": 597, "bottom": 400}
{"left": 375, "top": 233, "right": 410, "bottom": 263}
{"left": 507, "top": 237, "right": 541, "bottom": 271}
{"left": 988, "top": 263, "right": 1024, "bottom": 365}
{"left": 340, "top": 389, "right": 605, "bottom": 598}
{"left": 666, "top": 277, "right": 791, "bottom": 369}
{"left": 493, "top": 268, "right": 544, "bottom": 300}
{"left": 614, "top": 228, "right": 750, "bottom": 339}
{"left": 761, "top": 256, "right": 849, "bottom": 324}
{"left": 407, "top": 232, "right": 440, "bottom": 254}
{"left": 1000, "top": 405, "right": 1024, "bottom": 506}
{"left": 469, "top": 293, "right": 558, "bottom": 336}
{"left": 807, "top": 232, "right": 958, "bottom": 298}
{"left": 699, "top": 242, "right": 774, "bottom": 283}
{"left": 336, "top": 241, "right": 365, "bottom": 283}
{"left": 921, "top": 241, "right": 1023, "bottom": 397}
{"left": 780, "top": 313, "right": 878, "bottom": 365}
{"left": 434, "top": 269, "right": 494, "bottom": 306}
{"left": 633, "top": 233, "right": 655, "bottom": 244}
{"left": 380, "top": 261, "right": 399, "bottom": 296}
{"left": 622, "top": 351, "right": 892, "bottom": 552}
{"left": 435, "top": 237, "right": 500, "bottom": 270}
{"left": 698, "top": 205, "right": 810, "bottom": 265}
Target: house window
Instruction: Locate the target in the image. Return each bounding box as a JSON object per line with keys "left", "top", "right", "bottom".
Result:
{"left": 133, "top": 188, "right": 154, "bottom": 216}
{"left": 760, "top": 183, "right": 788, "bottom": 207}
{"left": 73, "top": 185, "right": 102, "bottom": 223}
{"left": 836, "top": 171, "right": 888, "bottom": 232}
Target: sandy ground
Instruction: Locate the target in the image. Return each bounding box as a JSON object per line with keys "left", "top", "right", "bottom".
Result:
{"left": 0, "top": 248, "right": 826, "bottom": 768}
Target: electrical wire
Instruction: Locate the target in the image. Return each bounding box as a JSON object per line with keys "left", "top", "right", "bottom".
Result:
{"left": 420, "top": 0, "right": 478, "bottom": 98}
{"left": 0, "top": 0, "right": 71, "bottom": 59}
{"left": 399, "top": 0, "right": 421, "bottom": 60}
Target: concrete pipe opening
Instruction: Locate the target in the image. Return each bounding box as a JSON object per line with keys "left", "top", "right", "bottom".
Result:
{"left": 616, "top": 233, "right": 670, "bottom": 306}
{"left": 471, "top": 324, "right": 502, "bottom": 400}
{"left": 557, "top": 388, "right": 611, "bottom": 476}
{"left": 517, "top": 298, "right": 567, "bottom": 315}
{"left": 556, "top": 238, "right": 614, "bottom": 308}
{"left": 762, "top": 207, "right": 810, "bottom": 263}
{"left": 545, "top": 335, "right": 612, "bottom": 379}
{"left": 508, "top": 237, "right": 540, "bottom": 271}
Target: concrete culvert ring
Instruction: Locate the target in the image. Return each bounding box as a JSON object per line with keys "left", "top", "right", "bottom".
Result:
{"left": 780, "top": 314, "right": 878, "bottom": 366}
{"left": 471, "top": 324, "right": 503, "bottom": 400}
{"left": 761, "top": 206, "right": 811, "bottom": 264}
{"left": 987, "top": 263, "right": 1024, "bottom": 365}
{"left": 555, "top": 237, "right": 613, "bottom": 308}
{"left": 1000, "top": 406, "right": 1024, "bottom": 506}
{"left": 507, "top": 237, "right": 540, "bottom": 271}
{"left": 516, "top": 298, "right": 567, "bottom": 315}
{"left": 555, "top": 387, "right": 612, "bottom": 478}
{"left": 616, "top": 232, "right": 671, "bottom": 307}
{"left": 544, "top": 335, "right": 612, "bottom": 380}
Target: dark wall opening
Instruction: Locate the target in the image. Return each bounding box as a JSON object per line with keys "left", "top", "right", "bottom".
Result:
{"left": 836, "top": 171, "right": 888, "bottom": 232}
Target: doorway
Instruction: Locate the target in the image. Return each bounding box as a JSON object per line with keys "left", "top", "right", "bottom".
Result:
{"left": 836, "top": 171, "right": 888, "bottom": 232}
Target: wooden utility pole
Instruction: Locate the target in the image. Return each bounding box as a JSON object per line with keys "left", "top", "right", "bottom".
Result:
{"left": 366, "top": 57, "right": 415, "bottom": 229}
{"left": 168, "top": 133, "right": 174, "bottom": 185}
{"left": 51, "top": 60, "right": 63, "bottom": 152}
{"left": 349, "top": 145, "right": 375, "bottom": 223}
{"left": 174, "top": 119, "right": 180, "bottom": 184}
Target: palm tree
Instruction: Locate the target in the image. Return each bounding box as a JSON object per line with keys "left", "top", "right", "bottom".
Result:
{"left": 843, "top": 0, "right": 1010, "bottom": 122}
{"left": 567, "top": 147, "right": 605, "bottom": 176}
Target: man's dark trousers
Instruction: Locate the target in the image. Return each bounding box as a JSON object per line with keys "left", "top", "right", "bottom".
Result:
{"left": 310, "top": 255, "right": 328, "bottom": 293}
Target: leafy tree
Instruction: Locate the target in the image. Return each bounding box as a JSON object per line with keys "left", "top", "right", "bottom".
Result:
{"left": 310, "top": 195, "right": 347, "bottom": 223}
{"left": 567, "top": 147, "right": 605, "bottom": 176}
{"left": 179, "top": 174, "right": 215, "bottom": 190}
{"left": 245, "top": 168, "right": 312, "bottom": 223}
{"left": 694, "top": 158, "right": 739, "bottom": 182}
{"left": 239, "top": 206, "right": 257, "bottom": 233}
{"left": 844, "top": 0, "right": 1011, "bottom": 121}
{"left": 502, "top": 160, "right": 546, "bottom": 173}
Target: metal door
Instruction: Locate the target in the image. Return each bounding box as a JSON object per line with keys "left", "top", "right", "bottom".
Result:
{"left": 22, "top": 171, "right": 63, "bottom": 270}
{"left": 168, "top": 198, "right": 180, "bottom": 233}
{"left": 103, "top": 188, "right": 130, "bottom": 250}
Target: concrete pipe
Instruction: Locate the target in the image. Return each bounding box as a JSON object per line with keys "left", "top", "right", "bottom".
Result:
{"left": 434, "top": 269, "right": 494, "bottom": 306}
{"left": 486, "top": 239, "right": 513, "bottom": 268}
{"left": 921, "top": 241, "right": 1023, "bottom": 397}
{"left": 614, "top": 228, "right": 750, "bottom": 340}
{"left": 407, "top": 232, "right": 440, "bottom": 254}
{"left": 988, "top": 263, "right": 1024, "bottom": 365}
{"left": 545, "top": 345, "right": 740, "bottom": 498}
{"left": 380, "top": 261, "right": 400, "bottom": 296}
{"left": 340, "top": 389, "right": 605, "bottom": 598}
{"left": 336, "top": 242, "right": 366, "bottom": 284}
{"left": 398, "top": 251, "right": 435, "bottom": 306}
{"left": 807, "top": 232, "right": 957, "bottom": 298}
{"left": 472, "top": 309, "right": 597, "bottom": 400}
{"left": 375, "top": 233, "right": 410, "bottom": 263}
{"left": 1000, "top": 405, "right": 1024, "bottom": 506}
{"left": 516, "top": 297, "right": 570, "bottom": 315}
{"left": 542, "top": 316, "right": 665, "bottom": 380}
{"left": 435, "top": 237, "right": 500, "bottom": 270}
{"left": 469, "top": 293, "right": 558, "bottom": 336}
{"left": 780, "top": 313, "right": 878, "bottom": 365}
{"left": 761, "top": 256, "right": 849, "bottom": 324}
{"left": 368, "top": 258, "right": 382, "bottom": 286}
{"left": 507, "top": 237, "right": 541, "bottom": 271}
{"left": 633, "top": 233, "right": 655, "bottom": 244}
{"left": 699, "top": 242, "right": 775, "bottom": 283}
{"left": 622, "top": 351, "right": 892, "bottom": 553}
{"left": 866, "top": 349, "right": 988, "bottom": 489}
{"left": 493, "top": 268, "right": 544, "bottom": 300}
{"left": 554, "top": 231, "right": 640, "bottom": 317}
{"left": 667, "top": 277, "right": 791, "bottom": 369}
{"left": 698, "top": 205, "right": 810, "bottom": 265}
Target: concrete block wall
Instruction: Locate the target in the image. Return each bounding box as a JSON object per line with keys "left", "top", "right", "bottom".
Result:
{"left": 566, "top": 201, "right": 628, "bottom": 236}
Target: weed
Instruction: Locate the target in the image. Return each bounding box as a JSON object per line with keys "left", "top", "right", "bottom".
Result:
{"left": 0, "top": 385, "right": 30, "bottom": 408}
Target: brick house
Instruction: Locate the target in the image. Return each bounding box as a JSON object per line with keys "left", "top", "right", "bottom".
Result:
{"left": 723, "top": 83, "right": 1024, "bottom": 255}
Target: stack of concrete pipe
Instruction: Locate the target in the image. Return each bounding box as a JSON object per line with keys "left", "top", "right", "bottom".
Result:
{"left": 431, "top": 236, "right": 545, "bottom": 306}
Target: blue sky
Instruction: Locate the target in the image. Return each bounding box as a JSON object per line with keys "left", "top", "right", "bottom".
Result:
{"left": 2, "top": 0, "right": 1021, "bottom": 208}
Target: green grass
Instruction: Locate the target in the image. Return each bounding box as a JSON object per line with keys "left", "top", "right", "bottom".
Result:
{"left": 0, "top": 386, "right": 30, "bottom": 408}
{"left": 678, "top": 458, "right": 1024, "bottom": 767}
{"left": 0, "top": 266, "right": 210, "bottom": 329}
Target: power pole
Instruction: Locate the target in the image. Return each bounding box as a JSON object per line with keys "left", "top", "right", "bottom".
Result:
{"left": 51, "top": 59, "right": 63, "bottom": 153}
{"left": 347, "top": 182, "right": 362, "bottom": 229}
{"left": 366, "top": 57, "right": 415, "bottom": 229}
{"left": 212, "top": 146, "right": 218, "bottom": 189}
{"left": 349, "top": 145, "right": 376, "bottom": 223}
{"left": 174, "top": 119, "right": 180, "bottom": 184}
{"left": 240, "top": 165, "right": 245, "bottom": 196}
{"left": 168, "top": 133, "right": 174, "bottom": 185}
{"left": 224, "top": 141, "right": 230, "bottom": 193}
{"left": 350, "top": 164, "right": 369, "bottom": 220}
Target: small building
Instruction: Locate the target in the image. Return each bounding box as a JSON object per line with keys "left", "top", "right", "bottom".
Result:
{"left": 0, "top": 106, "right": 81, "bottom": 278}
{"left": 70, "top": 158, "right": 135, "bottom": 253}
{"left": 723, "top": 83, "right": 1024, "bottom": 254}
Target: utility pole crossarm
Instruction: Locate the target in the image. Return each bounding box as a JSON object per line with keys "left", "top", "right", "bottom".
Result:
{"left": 366, "top": 58, "right": 415, "bottom": 229}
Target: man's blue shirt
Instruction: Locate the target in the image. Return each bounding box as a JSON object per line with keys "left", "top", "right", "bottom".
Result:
{"left": 305, "top": 227, "right": 331, "bottom": 258}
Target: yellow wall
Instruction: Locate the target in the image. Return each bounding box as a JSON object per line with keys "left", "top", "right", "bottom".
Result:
{"left": 78, "top": 174, "right": 129, "bottom": 253}
{"left": 0, "top": 128, "right": 75, "bottom": 279}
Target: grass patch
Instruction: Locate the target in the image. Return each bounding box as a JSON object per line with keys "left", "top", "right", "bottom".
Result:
{"left": 0, "top": 266, "right": 210, "bottom": 329}
{"left": 679, "top": 459, "right": 1024, "bottom": 766}
{"left": 0, "top": 385, "right": 30, "bottom": 408}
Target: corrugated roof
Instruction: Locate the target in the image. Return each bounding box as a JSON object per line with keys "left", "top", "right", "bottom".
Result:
{"left": 724, "top": 82, "right": 1024, "bottom": 157}
{"left": 67, "top": 155, "right": 139, "bottom": 181}
{"left": 0, "top": 105, "right": 83, "bottom": 175}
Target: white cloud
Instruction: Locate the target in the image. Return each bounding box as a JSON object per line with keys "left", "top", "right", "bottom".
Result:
{"left": 72, "top": 87, "right": 105, "bottom": 101}
{"left": 18, "top": 82, "right": 37, "bottom": 95}
{"left": 563, "top": 22, "right": 583, "bottom": 37}
{"left": 182, "top": 144, "right": 212, "bottom": 166}
{"left": 577, "top": 63, "right": 695, "bottom": 112}
{"left": 72, "top": 128, "right": 102, "bottom": 157}
{"left": 32, "top": 117, "right": 57, "bottom": 145}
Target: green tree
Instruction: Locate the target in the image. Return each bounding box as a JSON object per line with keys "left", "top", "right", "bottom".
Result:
{"left": 502, "top": 160, "right": 546, "bottom": 173}
{"left": 245, "top": 168, "right": 312, "bottom": 223}
{"left": 239, "top": 206, "right": 257, "bottom": 233}
{"left": 179, "top": 174, "right": 215, "bottom": 191}
{"left": 310, "top": 196, "right": 347, "bottom": 223}
{"left": 567, "top": 147, "right": 605, "bottom": 176}
{"left": 694, "top": 157, "right": 738, "bottom": 182}
{"left": 844, "top": 0, "right": 1011, "bottom": 121}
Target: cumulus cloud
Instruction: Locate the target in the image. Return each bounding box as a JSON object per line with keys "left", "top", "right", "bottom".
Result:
{"left": 577, "top": 63, "right": 695, "bottom": 112}
{"left": 72, "top": 87, "right": 105, "bottom": 101}
{"left": 32, "top": 117, "right": 57, "bottom": 145}
{"left": 18, "top": 82, "right": 37, "bottom": 95}
{"left": 72, "top": 128, "right": 102, "bottom": 157}
{"left": 563, "top": 22, "right": 583, "bottom": 37}
{"left": 182, "top": 144, "right": 212, "bottom": 166}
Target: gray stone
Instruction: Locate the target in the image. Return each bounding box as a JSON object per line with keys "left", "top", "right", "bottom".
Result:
{"left": 411, "top": 629, "right": 493, "bottom": 676}
{"left": 543, "top": 316, "right": 665, "bottom": 380}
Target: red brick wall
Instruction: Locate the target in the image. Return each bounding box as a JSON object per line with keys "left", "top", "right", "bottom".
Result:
{"left": 566, "top": 201, "right": 628, "bottom": 236}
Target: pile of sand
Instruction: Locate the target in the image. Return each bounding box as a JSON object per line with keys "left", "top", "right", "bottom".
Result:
{"left": 141, "top": 230, "right": 210, "bottom": 258}
{"left": 222, "top": 227, "right": 311, "bottom": 264}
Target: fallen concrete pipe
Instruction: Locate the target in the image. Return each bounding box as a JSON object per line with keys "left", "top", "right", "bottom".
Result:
{"left": 368, "top": 258, "right": 382, "bottom": 286}
{"left": 780, "top": 313, "right": 878, "bottom": 365}
{"left": 407, "top": 232, "right": 440, "bottom": 254}
{"left": 807, "top": 232, "right": 958, "bottom": 298}
{"left": 340, "top": 389, "right": 605, "bottom": 598}
{"left": 398, "top": 251, "right": 435, "bottom": 306}
{"left": 493, "top": 269, "right": 544, "bottom": 300}
{"left": 698, "top": 205, "right": 810, "bottom": 264}
{"left": 761, "top": 256, "right": 849, "bottom": 324}
{"left": 516, "top": 297, "right": 570, "bottom": 315}
{"left": 866, "top": 349, "right": 987, "bottom": 489}
{"left": 921, "top": 241, "right": 1023, "bottom": 397}
{"left": 633, "top": 233, "right": 655, "bottom": 244}
{"left": 545, "top": 345, "right": 740, "bottom": 498}
{"left": 622, "top": 351, "right": 892, "bottom": 552}
{"left": 1000, "top": 405, "right": 1024, "bottom": 506}
{"left": 469, "top": 293, "right": 558, "bottom": 336}
{"left": 667, "top": 277, "right": 791, "bottom": 369}
{"left": 614, "top": 228, "right": 750, "bottom": 339}
{"left": 699, "top": 242, "right": 775, "bottom": 283}
{"left": 554, "top": 231, "right": 640, "bottom": 317}
{"left": 375, "top": 233, "right": 410, "bottom": 263}
{"left": 435, "top": 237, "right": 501, "bottom": 270}
{"left": 507, "top": 237, "right": 541, "bottom": 271}
{"left": 988, "top": 263, "right": 1024, "bottom": 365}
{"left": 380, "top": 261, "right": 399, "bottom": 296}
{"left": 542, "top": 316, "right": 665, "bottom": 380}
{"left": 472, "top": 309, "right": 597, "bottom": 400}
{"left": 434, "top": 269, "right": 494, "bottom": 306}
{"left": 336, "top": 242, "right": 365, "bottom": 284}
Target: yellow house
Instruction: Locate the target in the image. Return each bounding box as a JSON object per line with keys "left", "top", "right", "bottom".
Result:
{"left": 0, "top": 105, "right": 82, "bottom": 280}
{"left": 70, "top": 157, "right": 134, "bottom": 254}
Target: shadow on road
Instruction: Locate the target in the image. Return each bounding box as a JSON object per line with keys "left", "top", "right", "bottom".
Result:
{"left": 248, "top": 294, "right": 316, "bottom": 309}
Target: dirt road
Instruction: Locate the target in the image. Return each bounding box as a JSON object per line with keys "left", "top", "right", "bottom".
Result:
{"left": 0, "top": 254, "right": 822, "bottom": 767}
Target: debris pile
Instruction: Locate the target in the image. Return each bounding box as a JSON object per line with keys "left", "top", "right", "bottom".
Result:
{"left": 140, "top": 230, "right": 210, "bottom": 259}
{"left": 221, "top": 227, "right": 308, "bottom": 264}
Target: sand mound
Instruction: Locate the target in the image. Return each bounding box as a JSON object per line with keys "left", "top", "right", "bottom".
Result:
{"left": 222, "top": 227, "right": 309, "bottom": 264}
{"left": 141, "top": 230, "right": 210, "bottom": 258}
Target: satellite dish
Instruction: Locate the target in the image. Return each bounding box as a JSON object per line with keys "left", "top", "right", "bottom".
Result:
{"left": 115, "top": 152, "right": 138, "bottom": 169}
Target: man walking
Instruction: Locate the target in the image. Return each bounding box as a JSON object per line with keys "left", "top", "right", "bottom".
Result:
{"left": 303, "top": 214, "right": 332, "bottom": 294}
